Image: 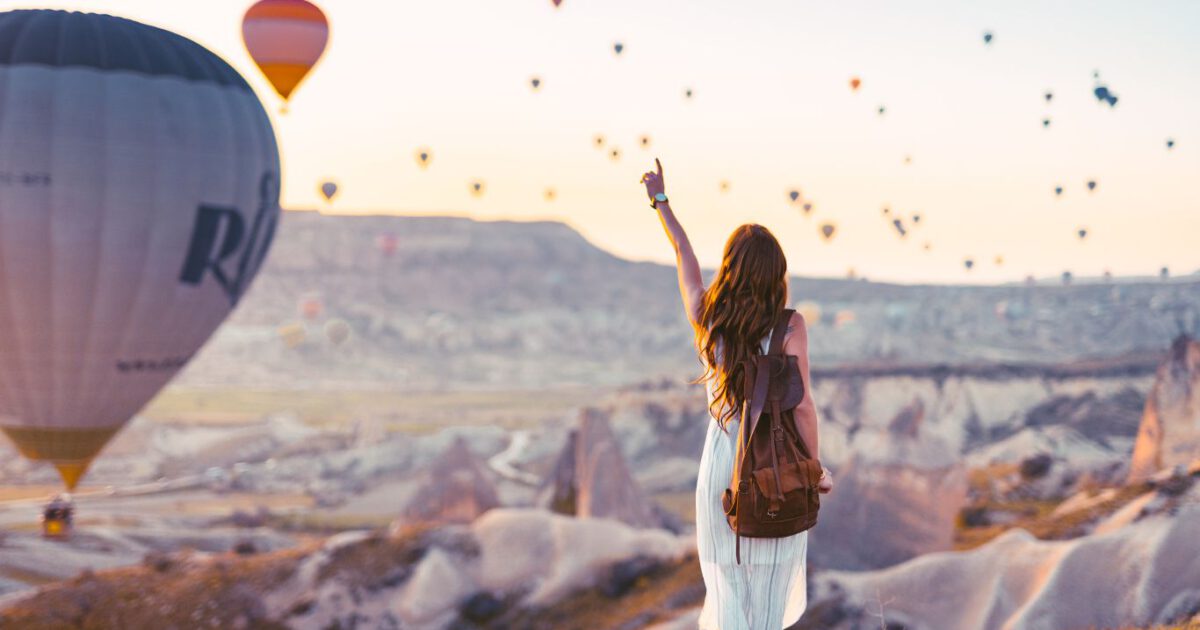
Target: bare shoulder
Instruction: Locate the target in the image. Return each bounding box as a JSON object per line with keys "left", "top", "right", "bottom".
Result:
{"left": 783, "top": 310, "right": 809, "bottom": 352}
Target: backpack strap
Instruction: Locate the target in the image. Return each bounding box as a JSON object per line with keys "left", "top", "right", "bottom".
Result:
{"left": 767, "top": 309, "right": 794, "bottom": 356}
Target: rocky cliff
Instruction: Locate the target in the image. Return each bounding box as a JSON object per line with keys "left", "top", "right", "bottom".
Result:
{"left": 1129, "top": 335, "right": 1200, "bottom": 482}
{"left": 176, "top": 212, "right": 1200, "bottom": 390}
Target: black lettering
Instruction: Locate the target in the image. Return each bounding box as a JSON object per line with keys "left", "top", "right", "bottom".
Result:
{"left": 178, "top": 204, "right": 246, "bottom": 304}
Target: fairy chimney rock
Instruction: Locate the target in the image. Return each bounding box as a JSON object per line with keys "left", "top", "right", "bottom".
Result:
{"left": 1129, "top": 335, "right": 1200, "bottom": 482}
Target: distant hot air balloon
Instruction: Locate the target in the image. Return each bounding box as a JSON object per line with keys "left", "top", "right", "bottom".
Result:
{"left": 1086, "top": 180, "right": 1097, "bottom": 192}
{"left": 878, "top": 105, "right": 886, "bottom": 116}
{"left": 1166, "top": 138, "right": 1175, "bottom": 150}
{"left": 530, "top": 76, "right": 542, "bottom": 91}
{"left": 1160, "top": 266, "right": 1170, "bottom": 280}
{"left": 242, "top": 0, "right": 329, "bottom": 109}
{"left": 1093, "top": 85, "right": 1118, "bottom": 107}
{"left": 544, "top": 187, "right": 557, "bottom": 202}
{"left": 964, "top": 258, "right": 975, "bottom": 270}
{"left": 1062, "top": 271, "right": 1073, "bottom": 285}
{"left": 912, "top": 213, "right": 922, "bottom": 224}
{"left": 613, "top": 42, "right": 624, "bottom": 56}
{"left": 788, "top": 190, "right": 802, "bottom": 203}
{"left": 1077, "top": 228, "right": 1088, "bottom": 240}
{"left": 0, "top": 10, "right": 281, "bottom": 490}
{"left": 802, "top": 203, "right": 813, "bottom": 215}
{"left": 719, "top": 180, "right": 731, "bottom": 193}
{"left": 892, "top": 219, "right": 907, "bottom": 238}
{"left": 594, "top": 134, "right": 606, "bottom": 149}
{"left": 324, "top": 319, "right": 351, "bottom": 345}
{"left": 882, "top": 206, "right": 891, "bottom": 216}
{"left": 415, "top": 148, "right": 433, "bottom": 169}
{"left": 469, "top": 180, "right": 486, "bottom": 197}
{"left": 1044, "top": 91, "right": 1053, "bottom": 102}
{"left": 684, "top": 88, "right": 694, "bottom": 100}
{"left": 552, "top": 0, "right": 563, "bottom": 7}
{"left": 923, "top": 242, "right": 932, "bottom": 252}
{"left": 1103, "top": 270, "right": 1113, "bottom": 283}
{"left": 300, "top": 294, "right": 323, "bottom": 320}
{"left": 834, "top": 310, "right": 857, "bottom": 329}
{"left": 994, "top": 255, "right": 1004, "bottom": 266}
{"left": 1055, "top": 185, "right": 1063, "bottom": 196}
{"left": 819, "top": 223, "right": 836, "bottom": 242}
{"left": 377, "top": 233, "right": 399, "bottom": 256}
{"left": 320, "top": 181, "right": 338, "bottom": 202}
{"left": 640, "top": 135, "right": 652, "bottom": 149}
{"left": 983, "top": 31, "right": 993, "bottom": 45}
{"left": 1042, "top": 118, "right": 1051, "bottom": 128}
{"left": 278, "top": 322, "right": 307, "bottom": 349}
{"left": 849, "top": 77, "right": 861, "bottom": 91}
{"left": 609, "top": 148, "right": 621, "bottom": 162}
{"left": 904, "top": 155, "right": 913, "bottom": 165}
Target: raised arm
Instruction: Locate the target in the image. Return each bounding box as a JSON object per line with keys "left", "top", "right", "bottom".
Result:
{"left": 640, "top": 159, "right": 704, "bottom": 325}
{"left": 782, "top": 311, "right": 834, "bottom": 494}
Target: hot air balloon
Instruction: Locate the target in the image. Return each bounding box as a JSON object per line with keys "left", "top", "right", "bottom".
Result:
{"left": 320, "top": 181, "right": 338, "bottom": 203}
{"left": 849, "top": 77, "right": 861, "bottom": 91}
{"left": 594, "top": 134, "right": 606, "bottom": 149}
{"left": 912, "top": 213, "right": 922, "bottom": 224}
{"left": 609, "top": 148, "right": 621, "bottom": 162}
{"left": 964, "top": 258, "right": 975, "bottom": 270}
{"left": 552, "top": 0, "right": 563, "bottom": 7}
{"left": 1044, "top": 91, "right": 1053, "bottom": 102}
{"left": 415, "top": 148, "right": 433, "bottom": 169}
{"left": 684, "top": 88, "right": 694, "bottom": 100}
{"left": 819, "top": 223, "right": 836, "bottom": 242}
{"left": 1077, "top": 228, "right": 1088, "bottom": 240}
{"left": 878, "top": 105, "right": 886, "bottom": 116}
{"left": 1166, "top": 138, "right": 1175, "bottom": 150}
{"left": 983, "top": 31, "right": 993, "bottom": 45}
{"left": 300, "top": 294, "right": 323, "bottom": 320}
{"left": 882, "top": 206, "right": 891, "bottom": 216}
{"left": 719, "top": 180, "right": 731, "bottom": 193}
{"left": 802, "top": 203, "right": 813, "bottom": 215}
{"left": 278, "top": 322, "right": 307, "bottom": 349}
{"left": 242, "top": 0, "right": 329, "bottom": 109}
{"left": 892, "top": 219, "right": 907, "bottom": 238}
{"left": 1086, "top": 180, "right": 1097, "bottom": 192}
{"left": 835, "top": 310, "right": 857, "bottom": 329}
{"left": 788, "top": 190, "right": 802, "bottom": 203}
{"left": 1093, "top": 85, "right": 1118, "bottom": 107}
{"left": 904, "top": 155, "right": 913, "bottom": 165}
{"left": 1055, "top": 186, "right": 1063, "bottom": 196}
{"left": 640, "top": 135, "right": 652, "bottom": 149}
{"left": 613, "top": 42, "right": 624, "bottom": 55}
{"left": 469, "top": 180, "right": 486, "bottom": 197}
{"left": 922, "top": 242, "right": 932, "bottom": 252}
{"left": 1160, "top": 266, "right": 1170, "bottom": 280}
{"left": 1042, "top": 118, "right": 1051, "bottom": 128}
{"left": 1062, "top": 271, "right": 1073, "bottom": 285}
{"left": 544, "top": 188, "right": 557, "bottom": 202}
{"left": 324, "top": 319, "right": 351, "bottom": 345}
{"left": 530, "top": 76, "right": 542, "bottom": 91}
{"left": 377, "top": 233, "right": 399, "bottom": 257}
{"left": 0, "top": 10, "right": 280, "bottom": 491}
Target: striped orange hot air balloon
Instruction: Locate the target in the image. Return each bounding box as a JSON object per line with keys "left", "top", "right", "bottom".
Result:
{"left": 243, "top": 0, "right": 329, "bottom": 107}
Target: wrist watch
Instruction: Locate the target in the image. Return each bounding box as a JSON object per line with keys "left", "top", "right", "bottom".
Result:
{"left": 650, "top": 192, "right": 668, "bottom": 209}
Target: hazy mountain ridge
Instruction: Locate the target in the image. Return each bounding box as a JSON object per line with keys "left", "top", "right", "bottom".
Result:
{"left": 177, "top": 212, "right": 1200, "bottom": 389}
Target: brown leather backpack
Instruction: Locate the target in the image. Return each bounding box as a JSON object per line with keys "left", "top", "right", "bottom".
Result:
{"left": 720, "top": 308, "right": 822, "bottom": 564}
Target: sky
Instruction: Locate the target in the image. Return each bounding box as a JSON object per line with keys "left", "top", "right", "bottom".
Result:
{"left": 11, "top": 0, "right": 1200, "bottom": 283}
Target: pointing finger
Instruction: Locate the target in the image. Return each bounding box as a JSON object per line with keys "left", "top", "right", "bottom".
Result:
{"left": 655, "top": 158, "right": 663, "bottom": 178}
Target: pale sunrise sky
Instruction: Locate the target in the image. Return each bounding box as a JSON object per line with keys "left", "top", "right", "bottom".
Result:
{"left": 10, "top": 0, "right": 1200, "bottom": 283}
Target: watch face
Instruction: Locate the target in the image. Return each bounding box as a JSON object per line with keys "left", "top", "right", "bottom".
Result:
{"left": 655, "top": 193, "right": 668, "bottom": 202}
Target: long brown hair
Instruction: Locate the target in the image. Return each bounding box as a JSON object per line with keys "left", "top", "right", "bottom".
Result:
{"left": 695, "top": 224, "right": 789, "bottom": 432}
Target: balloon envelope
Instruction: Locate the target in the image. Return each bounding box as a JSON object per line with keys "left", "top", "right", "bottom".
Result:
{"left": 819, "top": 223, "right": 836, "bottom": 241}
{"left": 0, "top": 10, "right": 280, "bottom": 489}
{"left": 242, "top": 0, "right": 329, "bottom": 103}
{"left": 414, "top": 148, "right": 433, "bottom": 169}
{"left": 320, "top": 181, "right": 338, "bottom": 201}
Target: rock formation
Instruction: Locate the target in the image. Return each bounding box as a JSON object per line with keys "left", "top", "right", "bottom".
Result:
{"left": 1129, "top": 335, "right": 1200, "bottom": 482}
{"left": 401, "top": 436, "right": 500, "bottom": 524}
{"left": 812, "top": 397, "right": 969, "bottom": 570}
{"left": 537, "top": 408, "right": 670, "bottom": 530}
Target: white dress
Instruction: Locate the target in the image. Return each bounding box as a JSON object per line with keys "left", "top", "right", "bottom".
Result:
{"left": 695, "top": 330, "right": 809, "bottom": 630}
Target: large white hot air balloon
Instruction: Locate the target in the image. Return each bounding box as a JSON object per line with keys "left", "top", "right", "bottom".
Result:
{"left": 0, "top": 10, "right": 281, "bottom": 489}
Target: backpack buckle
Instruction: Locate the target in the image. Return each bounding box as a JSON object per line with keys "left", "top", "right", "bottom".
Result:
{"left": 773, "top": 426, "right": 785, "bottom": 441}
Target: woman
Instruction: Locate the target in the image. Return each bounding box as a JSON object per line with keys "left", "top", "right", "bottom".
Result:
{"left": 640, "top": 159, "right": 833, "bottom": 630}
